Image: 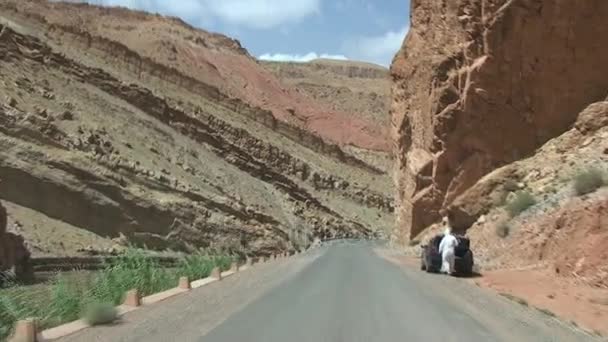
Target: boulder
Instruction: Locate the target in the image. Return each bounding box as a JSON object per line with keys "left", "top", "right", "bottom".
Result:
{"left": 391, "top": 0, "right": 608, "bottom": 241}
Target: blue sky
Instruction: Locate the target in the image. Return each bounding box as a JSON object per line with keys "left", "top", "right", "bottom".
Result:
{"left": 75, "top": 0, "right": 410, "bottom": 66}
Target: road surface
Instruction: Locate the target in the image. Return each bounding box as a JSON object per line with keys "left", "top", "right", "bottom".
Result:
{"left": 61, "top": 242, "right": 598, "bottom": 342}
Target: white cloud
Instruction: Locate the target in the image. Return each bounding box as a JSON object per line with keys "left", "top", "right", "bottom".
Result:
{"left": 66, "top": 0, "right": 321, "bottom": 29}
{"left": 259, "top": 52, "right": 348, "bottom": 63}
{"left": 343, "top": 26, "right": 409, "bottom": 66}
{"left": 206, "top": 0, "right": 321, "bottom": 29}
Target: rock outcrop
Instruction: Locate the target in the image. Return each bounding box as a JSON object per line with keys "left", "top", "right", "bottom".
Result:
{"left": 0, "top": 200, "right": 32, "bottom": 283}
{"left": 391, "top": 0, "right": 608, "bottom": 241}
{"left": 454, "top": 100, "right": 608, "bottom": 287}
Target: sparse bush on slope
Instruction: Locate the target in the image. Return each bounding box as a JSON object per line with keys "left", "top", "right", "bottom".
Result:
{"left": 573, "top": 167, "right": 606, "bottom": 196}
{"left": 505, "top": 191, "right": 536, "bottom": 217}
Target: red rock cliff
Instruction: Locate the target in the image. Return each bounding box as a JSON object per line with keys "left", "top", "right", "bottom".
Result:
{"left": 391, "top": 0, "right": 608, "bottom": 241}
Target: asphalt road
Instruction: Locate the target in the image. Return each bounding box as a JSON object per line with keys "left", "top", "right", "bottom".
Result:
{"left": 61, "top": 242, "right": 598, "bottom": 342}
{"left": 202, "top": 242, "right": 594, "bottom": 342}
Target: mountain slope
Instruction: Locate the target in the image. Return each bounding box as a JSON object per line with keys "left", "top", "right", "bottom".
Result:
{"left": 4, "top": 0, "right": 388, "bottom": 152}
{"left": 263, "top": 59, "right": 390, "bottom": 126}
{"left": 263, "top": 59, "right": 392, "bottom": 172}
{"left": 0, "top": 1, "right": 393, "bottom": 259}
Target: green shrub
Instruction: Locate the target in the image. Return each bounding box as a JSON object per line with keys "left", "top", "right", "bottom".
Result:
{"left": 83, "top": 302, "right": 117, "bottom": 326}
{"left": 505, "top": 191, "right": 536, "bottom": 217}
{"left": 496, "top": 222, "right": 511, "bottom": 238}
{"left": 47, "top": 275, "right": 87, "bottom": 325}
{"left": 176, "top": 254, "right": 215, "bottom": 281}
{"left": 0, "top": 277, "right": 89, "bottom": 340}
{"left": 212, "top": 255, "right": 234, "bottom": 272}
{"left": 573, "top": 168, "right": 606, "bottom": 196}
{"left": 89, "top": 250, "right": 176, "bottom": 305}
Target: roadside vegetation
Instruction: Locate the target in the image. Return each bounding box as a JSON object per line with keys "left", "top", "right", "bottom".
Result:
{"left": 505, "top": 191, "right": 536, "bottom": 218}
{"left": 573, "top": 167, "right": 606, "bottom": 196}
{"left": 0, "top": 250, "right": 233, "bottom": 340}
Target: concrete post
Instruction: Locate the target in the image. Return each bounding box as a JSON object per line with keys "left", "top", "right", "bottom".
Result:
{"left": 246, "top": 257, "right": 253, "bottom": 267}
{"left": 211, "top": 267, "right": 222, "bottom": 280}
{"left": 230, "top": 261, "right": 239, "bottom": 272}
{"left": 178, "top": 276, "right": 191, "bottom": 290}
{"left": 259, "top": 256, "right": 266, "bottom": 263}
{"left": 123, "top": 289, "right": 141, "bottom": 307}
{"left": 10, "top": 318, "right": 37, "bottom": 342}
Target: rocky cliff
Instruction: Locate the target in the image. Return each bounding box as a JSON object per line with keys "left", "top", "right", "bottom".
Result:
{"left": 391, "top": 0, "right": 608, "bottom": 241}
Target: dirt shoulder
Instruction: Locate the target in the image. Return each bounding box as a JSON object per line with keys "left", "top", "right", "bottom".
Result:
{"left": 378, "top": 248, "right": 608, "bottom": 339}
{"left": 475, "top": 268, "right": 608, "bottom": 337}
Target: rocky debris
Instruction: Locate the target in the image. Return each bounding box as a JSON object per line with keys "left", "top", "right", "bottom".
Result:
{"left": 77, "top": 245, "right": 121, "bottom": 256}
{"left": 60, "top": 110, "right": 75, "bottom": 121}
{"left": 68, "top": 126, "right": 116, "bottom": 156}
{"left": 448, "top": 101, "right": 608, "bottom": 231}
{"left": 391, "top": 0, "right": 608, "bottom": 242}
{"left": 0, "top": 200, "right": 33, "bottom": 284}
{"left": 7, "top": 96, "right": 18, "bottom": 107}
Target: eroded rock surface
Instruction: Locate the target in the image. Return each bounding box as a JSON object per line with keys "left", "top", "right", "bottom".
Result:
{"left": 391, "top": 0, "right": 608, "bottom": 241}
{"left": 0, "top": 200, "right": 31, "bottom": 282}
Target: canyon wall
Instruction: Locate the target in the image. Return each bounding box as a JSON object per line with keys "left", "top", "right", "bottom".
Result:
{"left": 391, "top": 0, "right": 608, "bottom": 241}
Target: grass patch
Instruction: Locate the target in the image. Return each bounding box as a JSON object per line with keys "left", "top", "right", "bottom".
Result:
{"left": 573, "top": 167, "right": 606, "bottom": 196}
{"left": 505, "top": 191, "right": 536, "bottom": 217}
{"left": 495, "top": 222, "right": 511, "bottom": 238}
{"left": 0, "top": 250, "right": 232, "bottom": 340}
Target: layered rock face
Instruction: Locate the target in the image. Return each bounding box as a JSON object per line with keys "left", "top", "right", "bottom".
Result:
{"left": 391, "top": 0, "right": 608, "bottom": 241}
{"left": 0, "top": 2, "right": 394, "bottom": 258}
